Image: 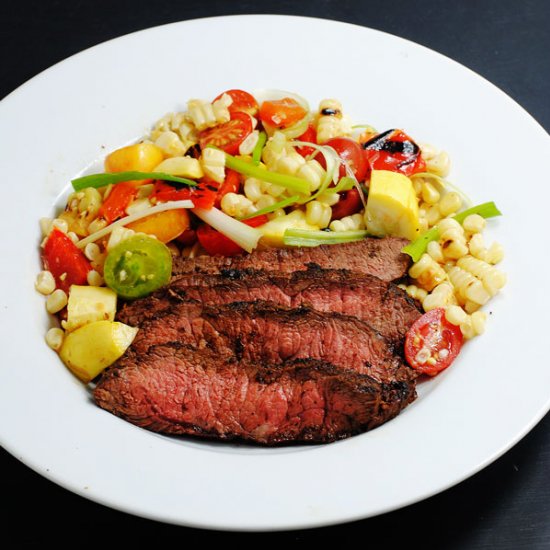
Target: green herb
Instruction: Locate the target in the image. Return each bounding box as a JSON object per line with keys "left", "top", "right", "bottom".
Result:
{"left": 240, "top": 194, "right": 301, "bottom": 220}
{"left": 72, "top": 171, "right": 197, "bottom": 191}
{"left": 283, "top": 228, "right": 368, "bottom": 247}
{"left": 402, "top": 201, "right": 503, "bottom": 262}
{"left": 224, "top": 153, "right": 310, "bottom": 195}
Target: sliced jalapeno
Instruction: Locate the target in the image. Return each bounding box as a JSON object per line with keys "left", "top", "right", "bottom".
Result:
{"left": 103, "top": 234, "right": 172, "bottom": 299}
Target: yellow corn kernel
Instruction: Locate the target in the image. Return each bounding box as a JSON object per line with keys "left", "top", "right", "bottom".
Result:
{"left": 35, "top": 271, "right": 56, "bottom": 295}
{"left": 426, "top": 240, "right": 444, "bottom": 263}
{"left": 244, "top": 178, "right": 264, "bottom": 202}
{"left": 220, "top": 193, "right": 256, "bottom": 218}
{"left": 456, "top": 255, "right": 506, "bottom": 296}
{"left": 447, "top": 265, "right": 490, "bottom": 306}
{"left": 422, "top": 282, "right": 455, "bottom": 311}
{"left": 426, "top": 151, "right": 451, "bottom": 177}
{"left": 486, "top": 242, "right": 505, "bottom": 264}
{"left": 46, "top": 289, "right": 68, "bottom": 314}
{"left": 421, "top": 181, "right": 441, "bottom": 205}
{"left": 438, "top": 191, "right": 462, "bottom": 217}
{"left": 305, "top": 201, "right": 332, "bottom": 228}
{"left": 409, "top": 254, "right": 448, "bottom": 292}
{"left": 45, "top": 327, "right": 65, "bottom": 351}
{"left": 462, "top": 214, "right": 486, "bottom": 234}
{"left": 445, "top": 304, "right": 468, "bottom": 326}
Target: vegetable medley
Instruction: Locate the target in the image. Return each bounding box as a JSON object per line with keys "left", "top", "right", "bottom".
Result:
{"left": 36, "top": 88, "right": 506, "bottom": 382}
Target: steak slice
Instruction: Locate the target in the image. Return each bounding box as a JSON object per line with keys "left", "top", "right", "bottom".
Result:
{"left": 124, "top": 300, "right": 415, "bottom": 384}
{"left": 171, "top": 237, "right": 411, "bottom": 281}
{"left": 93, "top": 345, "right": 416, "bottom": 444}
{"left": 118, "top": 267, "right": 422, "bottom": 345}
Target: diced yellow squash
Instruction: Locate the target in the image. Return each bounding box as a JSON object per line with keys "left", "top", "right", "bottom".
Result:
{"left": 105, "top": 142, "right": 164, "bottom": 174}
{"left": 65, "top": 285, "right": 117, "bottom": 332}
{"left": 258, "top": 209, "right": 319, "bottom": 247}
{"left": 364, "top": 170, "right": 420, "bottom": 241}
{"left": 59, "top": 321, "right": 138, "bottom": 383}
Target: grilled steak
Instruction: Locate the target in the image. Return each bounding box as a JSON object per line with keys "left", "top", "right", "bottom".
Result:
{"left": 171, "top": 237, "right": 411, "bottom": 281}
{"left": 93, "top": 346, "right": 416, "bottom": 444}
{"left": 118, "top": 268, "right": 421, "bottom": 345}
{"left": 122, "top": 300, "right": 415, "bottom": 384}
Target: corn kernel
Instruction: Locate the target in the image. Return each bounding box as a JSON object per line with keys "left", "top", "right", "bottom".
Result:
{"left": 438, "top": 192, "right": 462, "bottom": 217}
{"left": 35, "top": 271, "right": 56, "bottom": 295}
{"left": 46, "top": 289, "right": 68, "bottom": 314}
{"left": 45, "top": 327, "right": 65, "bottom": 351}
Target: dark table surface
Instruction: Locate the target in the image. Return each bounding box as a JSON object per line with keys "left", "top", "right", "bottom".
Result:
{"left": 2, "top": 1, "right": 549, "bottom": 546}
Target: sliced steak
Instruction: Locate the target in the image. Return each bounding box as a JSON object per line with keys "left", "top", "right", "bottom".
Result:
{"left": 118, "top": 267, "right": 421, "bottom": 345}
{"left": 171, "top": 237, "right": 411, "bottom": 281}
{"left": 94, "top": 345, "right": 416, "bottom": 444}
{"left": 124, "top": 300, "right": 415, "bottom": 384}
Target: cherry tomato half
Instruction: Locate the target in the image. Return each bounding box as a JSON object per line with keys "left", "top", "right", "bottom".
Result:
{"left": 214, "top": 89, "right": 259, "bottom": 116}
{"left": 295, "top": 124, "right": 317, "bottom": 158}
{"left": 42, "top": 228, "right": 92, "bottom": 292}
{"left": 404, "top": 308, "right": 463, "bottom": 376}
{"left": 315, "top": 137, "right": 369, "bottom": 182}
{"left": 330, "top": 188, "right": 363, "bottom": 220}
{"left": 199, "top": 112, "right": 253, "bottom": 155}
{"left": 362, "top": 129, "right": 426, "bottom": 176}
{"left": 259, "top": 98, "right": 307, "bottom": 129}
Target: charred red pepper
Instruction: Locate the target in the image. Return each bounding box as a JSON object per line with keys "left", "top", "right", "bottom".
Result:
{"left": 98, "top": 182, "right": 138, "bottom": 224}
{"left": 363, "top": 129, "right": 426, "bottom": 176}
{"left": 295, "top": 124, "right": 317, "bottom": 157}
{"left": 196, "top": 215, "right": 268, "bottom": 256}
{"left": 42, "top": 229, "right": 92, "bottom": 292}
{"left": 151, "top": 180, "right": 219, "bottom": 210}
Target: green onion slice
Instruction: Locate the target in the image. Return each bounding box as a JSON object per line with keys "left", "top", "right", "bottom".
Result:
{"left": 72, "top": 171, "right": 197, "bottom": 191}
{"left": 402, "top": 201, "right": 502, "bottom": 262}
{"left": 252, "top": 131, "right": 267, "bottom": 165}
{"left": 283, "top": 228, "right": 368, "bottom": 247}
{"left": 240, "top": 194, "right": 301, "bottom": 220}
{"left": 224, "top": 153, "right": 310, "bottom": 195}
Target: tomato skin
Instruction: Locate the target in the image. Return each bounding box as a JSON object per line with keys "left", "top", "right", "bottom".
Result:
{"left": 214, "top": 89, "right": 259, "bottom": 116}
{"left": 363, "top": 129, "right": 426, "bottom": 176}
{"left": 322, "top": 137, "right": 369, "bottom": 182}
{"left": 43, "top": 229, "right": 92, "bottom": 292}
{"left": 199, "top": 112, "right": 253, "bottom": 155}
{"left": 259, "top": 98, "right": 307, "bottom": 129}
{"left": 330, "top": 188, "right": 363, "bottom": 220}
{"left": 295, "top": 124, "right": 317, "bottom": 157}
{"left": 405, "top": 308, "right": 463, "bottom": 376}
{"left": 197, "top": 215, "right": 268, "bottom": 257}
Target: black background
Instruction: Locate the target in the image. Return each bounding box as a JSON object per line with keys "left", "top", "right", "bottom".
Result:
{"left": 1, "top": 1, "right": 549, "bottom": 547}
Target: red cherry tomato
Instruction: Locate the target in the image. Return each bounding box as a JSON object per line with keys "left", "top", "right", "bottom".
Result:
{"left": 199, "top": 112, "right": 253, "bottom": 155}
{"left": 42, "top": 229, "right": 92, "bottom": 292}
{"left": 404, "top": 308, "right": 463, "bottom": 376}
{"left": 363, "top": 129, "right": 426, "bottom": 176}
{"left": 295, "top": 124, "right": 317, "bottom": 157}
{"left": 322, "top": 137, "right": 369, "bottom": 182}
{"left": 214, "top": 89, "right": 259, "bottom": 116}
{"left": 330, "top": 188, "right": 363, "bottom": 220}
{"left": 196, "top": 215, "right": 268, "bottom": 257}
{"left": 259, "top": 98, "right": 307, "bottom": 129}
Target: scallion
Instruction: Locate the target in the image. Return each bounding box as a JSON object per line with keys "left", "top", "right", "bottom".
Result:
{"left": 72, "top": 171, "right": 197, "bottom": 191}
{"left": 224, "top": 153, "right": 310, "bottom": 195}
{"left": 240, "top": 194, "right": 301, "bottom": 220}
{"left": 402, "top": 201, "right": 503, "bottom": 262}
{"left": 283, "top": 228, "right": 368, "bottom": 247}
{"left": 252, "top": 131, "right": 267, "bottom": 165}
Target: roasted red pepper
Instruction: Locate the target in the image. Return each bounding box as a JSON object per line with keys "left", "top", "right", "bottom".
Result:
{"left": 98, "top": 182, "right": 138, "bottom": 224}
{"left": 196, "top": 215, "right": 268, "bottom": 257}
{"left": 363, "top": 129, "right": 426, "bottom": 176}
{"left": 295, "top": 124, "right": 317, "bottom": 157}
{"left": 151, "top": 180, "right": 219, "bottom": 210}
{"left": 42, "top": 229, "right": 92, "bottom": 292}
{"left": 213, "top": 169, "right": 241, "bottom": 208}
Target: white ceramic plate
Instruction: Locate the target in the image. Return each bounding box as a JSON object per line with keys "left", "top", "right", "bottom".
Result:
{"left": 1, "top": 15, "right": 549, "bottom": 531}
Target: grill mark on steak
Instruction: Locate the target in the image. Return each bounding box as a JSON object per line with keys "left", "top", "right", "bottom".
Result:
{"left": 171, "top": 237, "right": 411, "bottom": 282}
{"left": 117, "top": 267, "right": 422, "bottom": 345}
{"left": 93, "top": 345, "right": 416, "bottom": 445}
{"left": 123, "top": 300, "right": 415, "bottom": 385}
